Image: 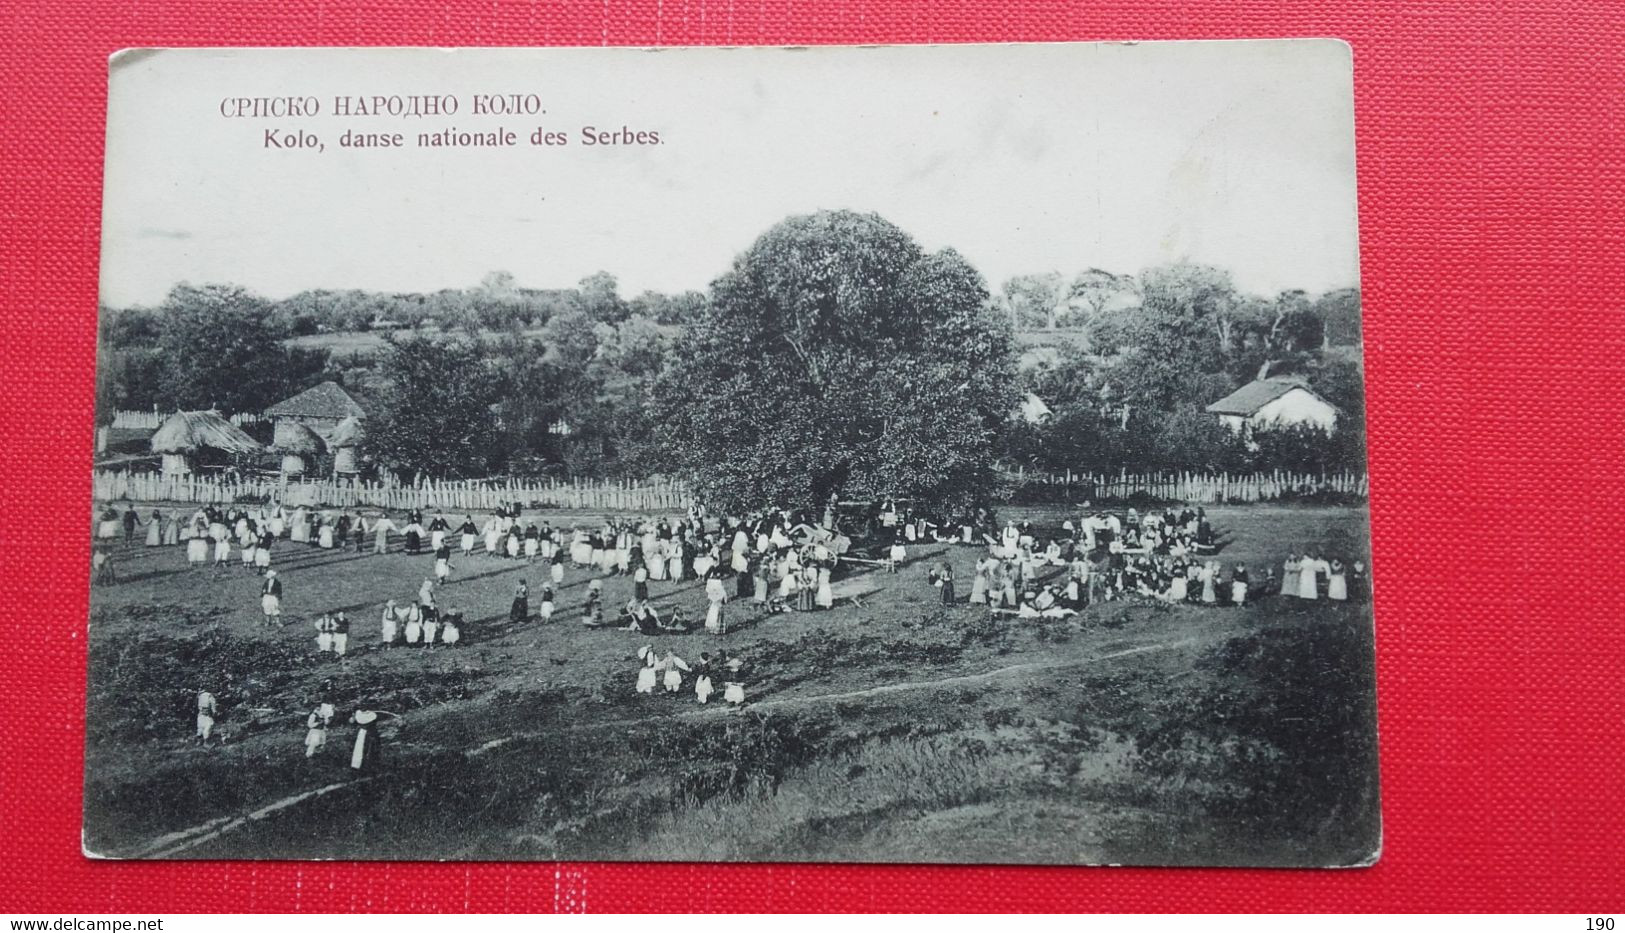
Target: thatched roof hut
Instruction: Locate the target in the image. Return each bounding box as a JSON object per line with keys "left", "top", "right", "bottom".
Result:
{"left": 150, "top": 411, "right": 262, "bottom": 475}
{"left": 271, "top": 421, "right": 326, "bottom": 476}
{"left": 329, "top": 415, "right": 365, "bottom": 447}
{"left": 272, "top": 420, "right": 327, "bottom": 454}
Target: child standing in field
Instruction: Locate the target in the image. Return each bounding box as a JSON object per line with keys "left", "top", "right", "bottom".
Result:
{"left": 635, "top": 645, "right": 658, "bottom": 694}
{"left": 435, "top": 541, "right": 454, "bottom": 583}
{"left": 304, "top": 703, "right": 334, "bottom": 758}
{"left": 195, "top": 689, "right": 218, "bottom": 745}
{"left": 92, "top": 547, "right": 115, "bottom": 586}
{"left": 538, "top": 583, "right": 555, "bottom": 622}
{"left": 260, "top": 570, "right": 283, "bottom": 627}
{"left": 722, "top": 656, "right": 747, "bottom": 708}
{"left": 693, "top": 652, "right": 715, "bottom": 704}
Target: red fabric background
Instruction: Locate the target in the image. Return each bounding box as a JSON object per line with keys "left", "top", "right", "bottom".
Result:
{"left": 2, "top": 0, "right": 1622, "bottom": 913}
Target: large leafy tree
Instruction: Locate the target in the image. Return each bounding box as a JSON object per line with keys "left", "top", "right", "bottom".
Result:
{"left": 652, "top": 210, "right": 1016, "bottom": 514}
{"left": 366, "top": 336, "right": 499, "bottom": 480}
{"left": 155, "top": 284, "right": 290, "bottom": 414}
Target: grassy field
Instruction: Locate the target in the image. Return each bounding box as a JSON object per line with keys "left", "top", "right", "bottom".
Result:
{"left": 82, "top": 504, "right": 1379, "bottom": 866}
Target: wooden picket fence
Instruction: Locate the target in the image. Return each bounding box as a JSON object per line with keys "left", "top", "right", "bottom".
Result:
{"left": 92, "top": 467, "right": 1367, "bottom": 512}
{"left": 1008, "top": 468, "right": 1368, "bottom": 503}
{"left": 92, "top": 471, "right": 691, "bottom": 513}
{"left": 109, "top": 410, "right": 265, "bottom": 430}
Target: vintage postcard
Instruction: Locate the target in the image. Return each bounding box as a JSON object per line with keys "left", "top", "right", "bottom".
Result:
{"left": 86, "top": 41, "right": 1379, "bottom": 865}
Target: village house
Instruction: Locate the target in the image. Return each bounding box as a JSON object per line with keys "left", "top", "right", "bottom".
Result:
{"left": 263, "top": 381, "right": 366, "bottom": 442}
{"left": 1205, "top": 377, "right": 1339, "bottom": 434}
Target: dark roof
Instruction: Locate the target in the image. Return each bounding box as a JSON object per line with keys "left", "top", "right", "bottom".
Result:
{"left": 1205, "top": 378, "right": 1330, "bottom": 416}
{"left": 264, "top": 381, "right": 365, "bottom": 420}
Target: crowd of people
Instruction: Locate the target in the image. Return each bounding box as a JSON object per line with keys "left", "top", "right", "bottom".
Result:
{"left": 97, "top": 494, "right": 1368, "bottom": 764}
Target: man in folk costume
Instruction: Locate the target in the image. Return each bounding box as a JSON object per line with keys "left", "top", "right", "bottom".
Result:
{"left": 363, "top": 512, "right": 391, "bottom": 556}
{"left": 255, "top": 529, "right": 274, "bottom": 571}
{"left": 434, "top": 540, "right": 453, "bottom": 583}
{"left": 121, "top": 504, "right": 139, "bottom": 547}
{"left": 314, "top": 613, "right": 334, "bottom": 655}
{"left": 195, "top": 689, "right": 218, "bottom": 745}
{"left": 657, "top": 649, "right": 691, "bottom": 692}
{"left": 428, "top": 512, "right": 449, "bottom": 552}
{"left": 1231, "top": 564, "right": 1249, "bottom": 606}
{"left": 260, "top": 571, "right": 283, "bottom": 627}
{"left": 693, "top": 652, "right": 716, "bottom": 704}
{"left": 458, "top": 516, "right": 478, "bottom": 556}
{"left": 350, "top": 710, "right": 382, "bottom": 771}
{"left": 304, "top": 703, "right": 334, "bottom": 758}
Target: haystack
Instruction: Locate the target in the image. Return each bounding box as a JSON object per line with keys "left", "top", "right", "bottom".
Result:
{"left": 271, "top": 420, "right": 327, "bottom": 476}
{"left": 149, "top": 411, "right": 262, "bottom": 475}
{"left": 329, "top": 415, "right": 365, "bottom": 475}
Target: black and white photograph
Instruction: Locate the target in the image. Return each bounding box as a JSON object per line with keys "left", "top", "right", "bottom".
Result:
{"left": 85, "top": 41, "right": 1379, "bottom": 866}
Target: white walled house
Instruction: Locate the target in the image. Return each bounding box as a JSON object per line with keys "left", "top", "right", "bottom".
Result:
{"left": 1206, "top": 378, "right": 1339, "bottom": 434}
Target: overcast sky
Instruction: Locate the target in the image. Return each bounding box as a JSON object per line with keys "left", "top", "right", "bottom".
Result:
{"left": 100, "top": 41, "right": 1360, "bottom": 308}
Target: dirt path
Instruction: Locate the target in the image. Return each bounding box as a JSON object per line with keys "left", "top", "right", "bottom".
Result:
{"left": 119, "top": 631, "right": 1216, "bottom": 858}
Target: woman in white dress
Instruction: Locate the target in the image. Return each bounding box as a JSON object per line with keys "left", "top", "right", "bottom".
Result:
{"left": 1297, "top": 553, "right": 1322, "bottom": 600}
{"left": 635, "top": 646, "right": 658, "bottom": 694}
{"left": 483, "top": 517, "right": 502, "bottom": 556}
{"left": 969, "top": 558, "right": 989, "bottom": 605}
{"left": 722, "top": 657, "right": 747, "bottom": 706}
{"left": 380, "top": 600, "right": 399, "bottom": 646}
{"left": 647, "top": 540, "right": 667, "bottom": 581}
{"left": 186, "top": 524, "right": 210, "bottom": 564}
{"left": 667, "top": 540, "right": 684, "bottom": 583}
{"left": 403, "top": 603, "right": 423, "bottom": 645}
{"left": 212, "top": 534, "right": 231, "bottom": 567}
{"left": 1166, "top": 566, "right": 1188, "bottom": 602}
{"left": 815, "top": 564, "right": 834, "bottom": 609}
{"left": 1326, "top": 560, "right": 1348, "bottom": 600}
{"left": 317, "top": 516, "right": 335, "bottom": 549}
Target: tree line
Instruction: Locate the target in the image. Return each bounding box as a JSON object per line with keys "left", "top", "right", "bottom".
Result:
{"left": 97, "top": 210, "right": 1365, "bottom": 510}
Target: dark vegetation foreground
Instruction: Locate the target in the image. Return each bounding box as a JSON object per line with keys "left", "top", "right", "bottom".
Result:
{"left": 83, "top": 505, "right": 1379, "bottom": 866}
